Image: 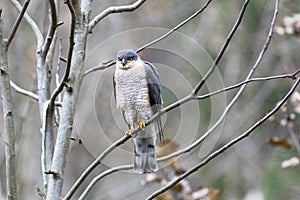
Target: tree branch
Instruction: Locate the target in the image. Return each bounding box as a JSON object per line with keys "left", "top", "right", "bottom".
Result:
{"left": 83, "top": 0, "right": 214, "bottom": 77}
{"left": 63, "top": 135, "right": 131, "bottom": 200}
{"left": 9, "top": 0, "right": 43, "bottom": 48}
{"left": 146, "top": 77, "right": 300, "bottom": 200}
{"left": 10, "top": 80, "right": 62, "bottom": 106}
{"left": 135, "top": 0, "right": 213, "bottom": 53}
{"left": 42, "top": 0, "right": 57, "bottom": 59}
{"left": 49, "top": 1, "right": 75, "bottom": 108}
{"left": 195, "top": 69, "right": 300, "bottom": 100}
{"left": 78, "top": 165, "right": 132, "bottom": 200}
{"left": 7, "top": 0, "right": 30, "bottom": 46}
{"left": 0, "top": 13, "right": 17, "bottom": 200}
{"left": 88, "top": 0, "right": 147, "bottom": 33}
{"left": 10, "top": 80, "right": 39, "bottom": 100}
{"left": 46, "top": 0, "right": 92, "bottom": 199}
{"left": 192, "top": 0, "right": 251, "bottom": 95}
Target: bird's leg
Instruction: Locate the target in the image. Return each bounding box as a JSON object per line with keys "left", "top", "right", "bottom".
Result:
{"left": 138, "top": 120, "right": 146, "bottom": 131}
{"left": 125, "top": 124, "right": 136, "bottom": 137}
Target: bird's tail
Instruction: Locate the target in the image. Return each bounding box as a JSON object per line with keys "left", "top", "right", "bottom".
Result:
{"left": 133, "top": 136, "right": 158, "bottom": 174}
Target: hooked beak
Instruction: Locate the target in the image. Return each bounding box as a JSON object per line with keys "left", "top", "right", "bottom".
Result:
{"left": 121, "top": 58, "right": 127, "bottom": 66}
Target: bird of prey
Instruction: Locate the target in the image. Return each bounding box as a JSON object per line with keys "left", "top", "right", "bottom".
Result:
{"left": 113, "top": 49, "right": 163, "bottom": 174}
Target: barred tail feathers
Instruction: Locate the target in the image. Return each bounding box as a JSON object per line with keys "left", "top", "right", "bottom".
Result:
{"left": 133, "top": 136, "right": 158, "bottom": 174}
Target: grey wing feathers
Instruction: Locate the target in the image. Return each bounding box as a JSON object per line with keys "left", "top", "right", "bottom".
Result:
{"left": 113, "top": 75, "right": 116, "bottom": 102}
{"left": 144, "top": 61, "right": 164, "bottom": 141}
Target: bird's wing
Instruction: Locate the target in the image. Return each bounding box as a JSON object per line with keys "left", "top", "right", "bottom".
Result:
{"left": 113, "top": 73, "right": 116, "bottom": 102}
{"left": 144, "top": 61, "right": 164, "bottom": 141}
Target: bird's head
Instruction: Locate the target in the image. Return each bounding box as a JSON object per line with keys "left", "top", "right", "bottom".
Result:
{"left": 116, "top": 49, "right": 139, "bottom": 69}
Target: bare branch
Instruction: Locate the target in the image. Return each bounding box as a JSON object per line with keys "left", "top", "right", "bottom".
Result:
{"left": 63, "top": 135, "right": 131, "bottom": 200}
{"left": 83, "top": 0, "right": 213, "bottom": 77}
{"left": 88, "top": 0, "right": 147, "bottom": 33}
{"left": 42, "top": 1, "right": 73, "bottom": 196}
{"left": 9, "top": 0, "right": 43, "bottom": 48}
{"left": 78, "top": 165, "right": 132, "bottom": 200}
{"left": 42, "top": 0, "right": 57, "bottom": 59}
{"left": 0, "top": 15, "right": 17, "bottom": 200}
{"left": 7, "top": 0, "right": 30, "bottom": 46}
{"left": 146, "top": 77, "right": 300, "bottom": 200}
{"left": 54, "top": 38, "right": 63, "bottom": 124}
{"left": 192, "top": 0, "right": 251, "bottom": 95}
{"left": 46, "top": 0, "right": 92, "bottom": 198}
{"left": 10, "top": 80, "right": 62, "bottom": 106}
{"left": 195, "top": 70, "right": 300, "bottom": 100}
{"left": 135, "top": 0, "right": 213, "bottom": 53}
{"left": 10, "top": 80, "right": 39, "bottom": 100}
{"left": 49, "top": 1, "right": 75, "bottom": 108}
{"left": 83, "top": 60, "right": 114, "bottom": 77}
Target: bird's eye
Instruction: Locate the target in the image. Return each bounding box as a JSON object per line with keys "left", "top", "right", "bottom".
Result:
{"left": 127, "top": 56, "right": 133, "bottom": 61}
{"left": 117, "top": 57, "right": 122, "bottom": 61}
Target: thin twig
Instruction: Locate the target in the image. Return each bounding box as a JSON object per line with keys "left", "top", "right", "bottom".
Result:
{"left": 136, "top": 0, "right": 213, "bottom": 53}
{"left": 54, "top": 38, "right": 63, "bottom": 124}
{"left": 10, "top": 80, "right": 39, "bottom": 101}
{"left": 42, "top": 0, "right": 57, "bottom": 59}
{"left": 83, "top": 0, "right": 213, "bottom": 77}
{"left": 49, "top": 1, "right": 75, "bottom": 107}
{"left": 78, "top": 165, "right": 132, "bottom": 199}
{"left": 83, "top": 61, "right": 113, "bottom": 77}
{"left": 146, "top": 77, "right": 300, "bottom": 200}
{"left": 88, "top": 0, "right": 147, "bottom": 33}
{"left": 195, "top": 70, "right": 300, "bottom": 100}
{"left": 9, "top": 0, "right": 43, "bottom": 48}
{"left": 7, "top": 0, "right": 30, "bottom": 46}
{"left": 63, "top": 135, "right": 131, "bottom": 200}
{"left": 192, "top": 0, "right": 251, "bottom": 95}
{"left": 10, "top": 80, "right": 62, "bottom": 106}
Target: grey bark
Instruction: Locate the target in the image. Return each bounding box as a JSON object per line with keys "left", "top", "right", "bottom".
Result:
{"left": 46, "top": 0, "right": 92, "bottom": 199}
{"left": 0, "top": 16, "right": 17, "bottom": 200}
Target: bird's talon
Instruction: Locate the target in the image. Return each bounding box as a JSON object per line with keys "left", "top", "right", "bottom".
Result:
{"left": 125, "top": 125, "right": 136, "bottom": 138}
{"left": 138, "top": 121, "right": 146, "bottom": 130}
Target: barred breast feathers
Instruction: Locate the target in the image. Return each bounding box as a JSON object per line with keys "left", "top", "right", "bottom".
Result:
{"left": 114, "top": 60, "right": 151, "bottom": 125}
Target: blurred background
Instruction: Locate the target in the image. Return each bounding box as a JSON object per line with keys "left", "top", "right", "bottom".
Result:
{"left": 0, "top": 0, "right": 300, "bottom": 199}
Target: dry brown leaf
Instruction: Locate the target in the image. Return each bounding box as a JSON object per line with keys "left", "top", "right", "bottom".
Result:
{"left": 209, "top": 188, "right": 221, "bottom": 200}
{"left": 155, "top": 192, "right": 173, "bottom": 200}
{"left": 269, "top": 137, "right": 293, "bottom": 149}
{"left": 157, "top": 139, "right": 179, "bottom": 157}
{"left": 171, "top": 182, "right": 183, "bottom": 192}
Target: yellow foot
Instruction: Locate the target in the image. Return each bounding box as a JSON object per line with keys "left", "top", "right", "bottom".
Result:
{"left": 125, "top": 125, "right": 136, "bottom": 138}
{"left": 138, "top": 120, "right": 146, "bottom": 131}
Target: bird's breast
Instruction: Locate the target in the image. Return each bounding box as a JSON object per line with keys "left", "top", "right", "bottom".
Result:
{"left": 114, "top": 63, "right": 150, "bottom": 110}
